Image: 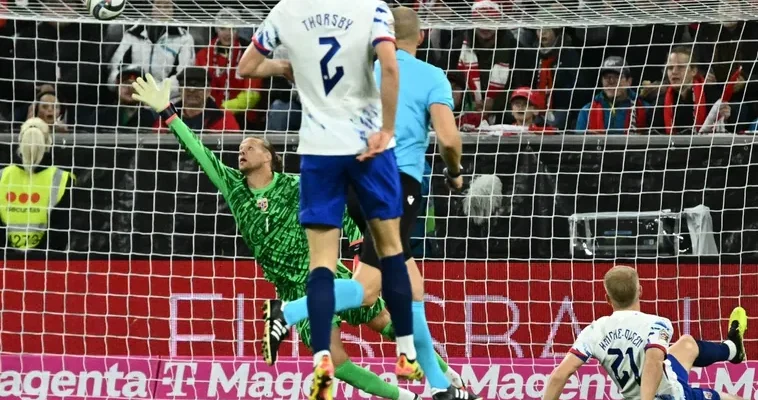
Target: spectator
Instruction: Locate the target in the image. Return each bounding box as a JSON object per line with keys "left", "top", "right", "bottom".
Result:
{"left": 13, "top": 0, "right": 106, "bottom": 129}
{"left": 692, "top": 20, "right": 758, "bottom": 131}
{"left": 533, "top": 27, "right": 584, "bottom": 130}
{"left": 650, "top": 46, "right": 731, "bottom": 135}
{"left": 510, "top": 87, "right": 555, "bottom": 134}
{"left": 448, "top": 71, "right": 481, "bottom": 130}
{"left": 91, "top": 65, "right": 156, "bottom": 132}
{"left": 0, "top": 117, "right": 74, "bottom": 257}
{"left": 266, "top": 46, "right": 301, "bottom": 132}
{"left": 154, "top": 67, "right": 240, "bottom": 133}
{"left": 575, "top": 56, "right": 650, "bottom": 135}
{"left": 196, "top": 8, "right": 265, "bottom": 131}
{"left": 20, "top": 87, "right": 69, "bottom": 134}
{"left": 108, "top": 0, "right": 195, "bottom": 98}
{"left": 457, "top": 1, "right": 530, "bottom": 124}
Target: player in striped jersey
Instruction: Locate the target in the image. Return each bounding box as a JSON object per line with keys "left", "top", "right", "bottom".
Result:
{"left": 130, "top": 73, "right": 464, "bottom": 400}
{"left": 543, "top": 265, "right": 748, "bottom": 400}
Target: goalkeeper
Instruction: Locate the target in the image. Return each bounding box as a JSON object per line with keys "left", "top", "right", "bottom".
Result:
{"left": 131, "top": 74, "right": 462, "bottom": 400}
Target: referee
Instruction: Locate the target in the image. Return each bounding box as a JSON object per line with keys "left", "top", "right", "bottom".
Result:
{"left": 346, "top": 6, "right": 476, "bottom": 400}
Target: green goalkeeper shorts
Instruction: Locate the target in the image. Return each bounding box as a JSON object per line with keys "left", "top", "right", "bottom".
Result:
{"left": 296, "top": 297, "right": 386, "bottom": 350}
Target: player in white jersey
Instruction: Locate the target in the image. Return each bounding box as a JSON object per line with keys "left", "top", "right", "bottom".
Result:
{"left": 544, "top": 266, "right": 748, "bottom": 400}
{"left": 238, "top": 1, "right": 421, "bottom": 399}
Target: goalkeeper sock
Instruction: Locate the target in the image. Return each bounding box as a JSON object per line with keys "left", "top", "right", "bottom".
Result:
{"left": 379, "top": 253, "right": 415, "bottom": 358}
{"left": 283, "top": 279, "right": 364, "bottom": 326}
{"left": 413, "top": 301, "right": 450, "bottom": 390}
{"left": 693, "top": 339, "right": 736, "bottom": 367}
{"left": 335, "top": 360, "right": 416, "bottom": 400}
{"left": 306, "top": 267, "right": 335, "bottom": 357}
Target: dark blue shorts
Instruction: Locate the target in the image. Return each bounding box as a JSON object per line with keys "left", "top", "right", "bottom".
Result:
{"left": 668, "top": 355, "right": 721, "bottom": 400}
{"left": 299, "top": 151, "right": 403, "bottom": 228}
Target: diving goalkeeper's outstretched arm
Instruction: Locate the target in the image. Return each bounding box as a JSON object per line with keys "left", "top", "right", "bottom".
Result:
{"left": 131, "top": 74, "right": 240, "bottom": 198}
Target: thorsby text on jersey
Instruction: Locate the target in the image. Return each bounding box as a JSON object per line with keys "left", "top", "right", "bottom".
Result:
{"left": 301, "top": 13, "right": 354, "bottom": 31}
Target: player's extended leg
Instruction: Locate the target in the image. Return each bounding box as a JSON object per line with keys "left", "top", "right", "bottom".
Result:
{"left": 349, "top": 151, "right": 418, "bottom": 378}
{"left": 297, "top": 317, "right": 421, "bottom": 400}
{"left": 282, "top": 154, "right": 355, "bottom": 400}
{"left": 669, "top": 307, "right": 747, "bottom": 372}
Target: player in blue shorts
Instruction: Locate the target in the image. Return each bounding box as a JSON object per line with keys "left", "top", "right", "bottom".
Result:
{"left": 239, "top": 0, "right": 420, "bottom": 398}
{"left": 260, "top": 7, "right": 483, "bottom": 400}
{"left": 542, "top": 266, "right": 748, "bottom": 400}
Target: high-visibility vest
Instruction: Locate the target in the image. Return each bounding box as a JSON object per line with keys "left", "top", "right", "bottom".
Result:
{"left": 0, "top": 165, "right": 71, "bottom": 250}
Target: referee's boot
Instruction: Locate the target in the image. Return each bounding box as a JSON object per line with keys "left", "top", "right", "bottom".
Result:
{"left": 431, "top": 386, "right": 483, "bottom": 400}
{"left": 727, "top": 306, "right": 747, "bottom": 363}
{"left": 262, "top": 299, "right": 289, "bottom": 366}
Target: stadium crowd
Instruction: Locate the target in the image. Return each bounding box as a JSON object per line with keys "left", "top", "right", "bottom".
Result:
{"left": 0, "top": 0, "right": 757, "bottom": 135}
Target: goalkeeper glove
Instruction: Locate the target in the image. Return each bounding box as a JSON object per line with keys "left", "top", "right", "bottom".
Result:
{"left": 221, "top": 90, "right": 261, "bottom": 112}
{"left": 132, "top": 74, "right": 171, "bottom": 112}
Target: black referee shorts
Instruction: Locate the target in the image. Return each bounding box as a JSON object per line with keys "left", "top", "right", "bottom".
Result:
{"left": 346, "top": 172, "right": 422, "bottom": 268}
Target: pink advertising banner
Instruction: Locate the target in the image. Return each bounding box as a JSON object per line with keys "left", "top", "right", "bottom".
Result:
{"left": 0, "top": 356, "right": 756, "bottom": 400}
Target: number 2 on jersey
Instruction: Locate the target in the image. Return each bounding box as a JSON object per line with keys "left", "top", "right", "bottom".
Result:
{"left": 319, "top": 36, "right": 344, "bottom": 95}
{"left": 608, "top": 347, "right": 641, "bottom": 387}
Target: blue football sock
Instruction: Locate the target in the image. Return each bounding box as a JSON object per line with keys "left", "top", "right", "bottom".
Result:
{"left": 413, "top": 301, "right": 450, "bottom": 390}
{"left": 380, "top": 253, "right": 413, "bottom": 337}
{"left": 693, "top": 340, "right": 731, "bottom": 367}
{"left": 284, "top": 279, "right": 364, "bottom": 326}
{"left": 306, "top": 267, "right": 335, "bottom": 354}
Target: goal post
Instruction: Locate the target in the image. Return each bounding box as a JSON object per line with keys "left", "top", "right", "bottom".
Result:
{"left": 1, "top": 0, "right": 758, "bottom": 399}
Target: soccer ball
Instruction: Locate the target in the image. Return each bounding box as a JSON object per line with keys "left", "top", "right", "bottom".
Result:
{"left": 87, "top": 0, "right": 126, "bottom": 20}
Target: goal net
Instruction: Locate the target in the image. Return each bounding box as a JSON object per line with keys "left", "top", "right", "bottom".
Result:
{"left": 0, "top": 0, "right": 757, "bottom": 399}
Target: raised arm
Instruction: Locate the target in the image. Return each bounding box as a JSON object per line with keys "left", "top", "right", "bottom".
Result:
{"left": 131, "top": 74, "right": 240, "bottom": 197}
{"left": 238, "top": 11, "right": 293, "bottom": 80}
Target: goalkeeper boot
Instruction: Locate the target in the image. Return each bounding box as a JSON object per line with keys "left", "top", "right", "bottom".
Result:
{"left": 262, "top": 299, "right": 289, "bottom": 366}
{"left": 728, "top": 306, "right": 748, "bottom": 363}
{"left": 395, "top": 354, "right": 424, "bottom": 381}
{"left": 431, "top": 386, "right": 483, "bottom": 400}
{"left": 309, "top": 353, "right": 335, "bottom": 400}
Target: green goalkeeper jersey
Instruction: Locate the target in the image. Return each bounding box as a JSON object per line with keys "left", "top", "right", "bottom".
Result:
{"left": 167, "top": 118, "right": 361, "bottom": 296}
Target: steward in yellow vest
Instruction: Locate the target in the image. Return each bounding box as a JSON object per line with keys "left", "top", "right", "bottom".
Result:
{"left": 0, "top": 118, "right": 73, "bottom": 255}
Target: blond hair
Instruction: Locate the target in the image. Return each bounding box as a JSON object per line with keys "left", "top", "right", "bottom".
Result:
{"left": 604, "top": 265, "right": 640, "bottom": 309}
{"left": 17, "top": 117, "right": 52, "bottom": 173}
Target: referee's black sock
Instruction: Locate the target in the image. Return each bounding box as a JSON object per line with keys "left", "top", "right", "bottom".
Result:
{"left": 306, "top": 267, "right": 335, "bottom": 358}
{"left": 379, "top": 253, "right": 415, "bottom": 357}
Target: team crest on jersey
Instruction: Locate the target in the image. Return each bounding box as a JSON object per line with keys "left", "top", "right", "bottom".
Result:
{"left": 257, "top": 198, "right": 269, "bottom": 212}
{"left": 658, "top": 329, "right": 670, "bottom": 342}
{"left": 703, "top": 392, "right": 713, "bottom": 400}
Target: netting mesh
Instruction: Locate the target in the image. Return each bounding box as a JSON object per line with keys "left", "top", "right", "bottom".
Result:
{"left": 2, "top": 0, "right": 758, "bottom": 27}
{"left": 0, "top": 0, "right": 757, "bottom": 398}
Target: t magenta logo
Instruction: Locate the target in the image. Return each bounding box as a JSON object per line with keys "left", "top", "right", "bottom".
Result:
{"left": 5, "top": 192, "right": 41, "bottom": 204}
